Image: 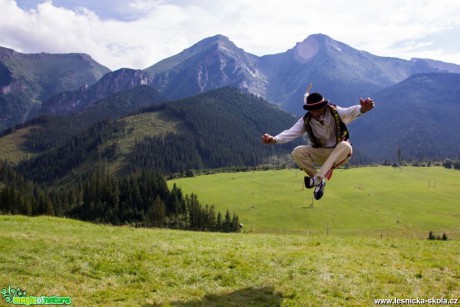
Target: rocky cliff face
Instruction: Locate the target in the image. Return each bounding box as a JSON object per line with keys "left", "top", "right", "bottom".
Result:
{"left": 41, "top": 68, "right": 151, "bottom": 114}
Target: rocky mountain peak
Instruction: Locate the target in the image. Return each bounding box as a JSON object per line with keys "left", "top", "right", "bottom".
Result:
{"left": 145, "top": 34, "right": 266, "bottom": 99}
{"left": 292, "top": 35, "right": 323, "bottom": 64}
{"left": 194, "top": 34, "right": 234, "bottom": 50}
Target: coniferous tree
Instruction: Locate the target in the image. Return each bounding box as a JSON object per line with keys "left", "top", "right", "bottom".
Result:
{"left": 207, "top": 205, "right": 216, "bottom": 231}
{"left": 231, "top": 213, "right": 240, "bottom": 232}
{"left": 216, "top": 212, "right": 223, "bottom": 232}
{"left": 0, "top": 187, "right": 3, "bottom": 213}
{"left": 223, "top": 210, "right": 232, "bottom": 232}
{"left": 148, "top": 195, "right": 166, "bottom": 228}
{"left": 0, "top": 186, "right": 12, "bottom": 213}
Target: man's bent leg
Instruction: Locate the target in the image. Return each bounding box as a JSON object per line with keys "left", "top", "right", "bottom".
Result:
{"left": 317, "top": 141, "right": 352, "bottom": 180}
{"left": 292, "top": 146, "right": 330, "bottom": 177}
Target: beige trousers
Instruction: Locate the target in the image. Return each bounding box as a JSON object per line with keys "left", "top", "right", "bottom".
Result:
{"left": 292, "top": 141, "right": 352, "bottom": 180}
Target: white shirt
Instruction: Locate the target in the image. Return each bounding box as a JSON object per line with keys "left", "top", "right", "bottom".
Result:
{"left": 274, "top": 105, "right": 363, "bottom": 147}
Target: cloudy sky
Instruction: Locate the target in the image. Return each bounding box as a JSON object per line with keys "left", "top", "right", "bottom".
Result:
{"left": 2, "top": 0, "right": 460, "bottom": 70}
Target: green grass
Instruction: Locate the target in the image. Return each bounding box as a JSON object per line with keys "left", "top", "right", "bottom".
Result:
{"left": 168, "top": 166, "right": 460, "bottom": 237}
{"left": 1, "top": 215, "right": 459, "bottom": 306}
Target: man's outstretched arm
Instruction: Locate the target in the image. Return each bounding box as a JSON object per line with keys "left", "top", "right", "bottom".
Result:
{"left": 261, "top": 117, "right": 306, "bottom": 145}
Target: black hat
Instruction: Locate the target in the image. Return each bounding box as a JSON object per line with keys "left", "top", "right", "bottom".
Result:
{"left": 303, "top": 92, "right": 329, "bottom": 110}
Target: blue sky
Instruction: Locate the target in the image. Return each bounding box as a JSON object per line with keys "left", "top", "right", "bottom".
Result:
{"left": 2, "top": 0, "right": 460, "bottom": 70}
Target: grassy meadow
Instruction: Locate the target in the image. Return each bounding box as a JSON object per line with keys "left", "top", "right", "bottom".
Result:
{"left": 1, "top": 215, "right": 459, "bottom": 306}
{"left": 168, "top": 166, "right": 460, "bottom": 238}
{"left": 1, "top": 166, "right": 459, "bottom": 306}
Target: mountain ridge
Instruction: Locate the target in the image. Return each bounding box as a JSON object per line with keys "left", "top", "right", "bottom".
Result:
{"left": 0, "top": 46, "right": 111, "bottom": 130}
{"left": 1, "top": 33, "right": 460, "bottom": 164}
{"left": 2, "top": 33, "right": 460, "bottom": 131}
{"left": 144, "top": 33, "right": 460, "bottom": 115}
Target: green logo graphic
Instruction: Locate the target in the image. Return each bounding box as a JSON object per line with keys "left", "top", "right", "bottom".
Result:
{"left": 1, "top": 286, "right": 27, "bottom": 304}
{"left": 1, "top": 286, "right": 71, "bottom": 305}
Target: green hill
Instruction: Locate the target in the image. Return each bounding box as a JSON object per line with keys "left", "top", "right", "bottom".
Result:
{"left": 1, "top": 215, "right": 458, "bottom": 306}
{"left": 168, "top": 166, "right": 460, "bottom": 237}
{"left": 1, "top": 87, "right": 297, "bottom": 184}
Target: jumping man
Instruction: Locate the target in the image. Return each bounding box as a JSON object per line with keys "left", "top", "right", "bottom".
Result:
{"left": 262, "top": 84, "right": 375, "bottom": 200}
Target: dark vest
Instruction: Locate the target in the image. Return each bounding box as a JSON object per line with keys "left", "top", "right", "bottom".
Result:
{"left": 303, "top": 104, "right": 349, "bottom": 148}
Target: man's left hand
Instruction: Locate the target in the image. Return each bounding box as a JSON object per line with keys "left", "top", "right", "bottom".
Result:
{"left": 360, "top": 97, "right": 375, "bottom": 113}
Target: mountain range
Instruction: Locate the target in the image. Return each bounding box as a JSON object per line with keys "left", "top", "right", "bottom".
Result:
{"left": 1, "top": 33, "right": 460, "bottom": 167}
{"left": 145, "top": 34, "right": 460, "bottom": 115}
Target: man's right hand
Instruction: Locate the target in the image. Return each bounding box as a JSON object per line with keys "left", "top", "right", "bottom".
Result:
{"left": 262, "top": 133, "right": 276, "bottom": 144}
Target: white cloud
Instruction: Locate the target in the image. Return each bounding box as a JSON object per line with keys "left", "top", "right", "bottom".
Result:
{"left": 1, "top": 0, "right": 460, "bottom": 70}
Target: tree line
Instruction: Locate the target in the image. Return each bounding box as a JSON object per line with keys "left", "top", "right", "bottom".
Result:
{"left": 0, "top": 161, "right": 241, "bottom": 232}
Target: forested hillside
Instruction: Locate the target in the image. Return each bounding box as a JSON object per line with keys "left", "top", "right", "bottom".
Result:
{"left": 131, "top": 87, "right": 299, "bottom": 173}
{"left": 8, "top": 87, "right": 297, "bottom": 183}
{"left": 0, "top": 88, "right": 299, "bottom": 231}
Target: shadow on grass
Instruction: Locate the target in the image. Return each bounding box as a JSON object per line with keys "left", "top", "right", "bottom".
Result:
{"left": 147, "top": 286, "right": 283, "bottom": 306}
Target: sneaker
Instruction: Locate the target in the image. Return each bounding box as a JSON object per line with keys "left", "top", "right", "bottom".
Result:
{"left": 304, "top": 176, "right": 314, "bottom": 189}
{"left": 304, "top": 176, "right": 321, "bottom": 189}
{"left": 314, "top": 179, "right": 326, "bottom": 200}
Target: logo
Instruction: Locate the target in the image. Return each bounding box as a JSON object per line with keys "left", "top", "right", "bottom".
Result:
{"left": 1, "top": 286, "right": 71, "bottom": 305}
